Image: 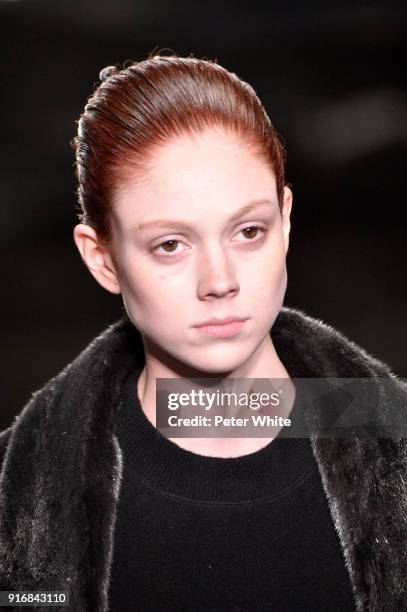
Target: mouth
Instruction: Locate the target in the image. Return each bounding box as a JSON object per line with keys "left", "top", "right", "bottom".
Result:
{"left": 194, "top": 319, "right": 248, "bottom": 338}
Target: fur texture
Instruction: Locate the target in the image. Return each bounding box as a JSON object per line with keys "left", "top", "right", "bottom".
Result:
{"left": 0, "top": 306, "right": 406, "bottom": 611}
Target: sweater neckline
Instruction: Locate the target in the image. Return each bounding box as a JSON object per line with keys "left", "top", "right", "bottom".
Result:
{"left": 115, "top": 367, "right": 316, "bottom": 503}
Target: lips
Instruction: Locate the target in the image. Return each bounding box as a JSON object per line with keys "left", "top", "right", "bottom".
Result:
{"left": 193, "top": 318, "right": 248, "bottom": 338}
{"left": 194, "top": 316, "right": 247, "bottom": 327}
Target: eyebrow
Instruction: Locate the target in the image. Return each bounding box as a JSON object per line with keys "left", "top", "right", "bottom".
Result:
{"left": 136, "top": 199, "right": 274, "bottom": 232}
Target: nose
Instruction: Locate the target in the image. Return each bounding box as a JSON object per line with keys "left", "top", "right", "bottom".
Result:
{"left": 197, "top": 246, "right": 239, "bottom": 300}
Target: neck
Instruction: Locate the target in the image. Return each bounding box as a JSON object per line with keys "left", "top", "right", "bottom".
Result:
{"left": 136, "top": 334, "right": 295, "bottom": 458}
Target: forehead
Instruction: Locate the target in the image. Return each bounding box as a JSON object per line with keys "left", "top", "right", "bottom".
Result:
{"left": 112, "top": 128, "right": 278, "bottom": 227}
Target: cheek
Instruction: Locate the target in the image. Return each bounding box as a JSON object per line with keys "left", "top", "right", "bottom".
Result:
{"left": 122, "top": 268, "right": 188, "bottom": 323}
{"left": 247, "top": 238, "right": 287, "bottom": 293}
{"left": 268, "top": 257, "right": 287, "bottom": 303}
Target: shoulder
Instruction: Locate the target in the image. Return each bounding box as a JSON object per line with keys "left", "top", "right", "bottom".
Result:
{"left": 0, "top": 315, "right": 139, "bottom": 472}
{"left": 274, "top": 306, "right": 403, "bottom": 380}
{"left": 0, "top": 427, "right": 12, "bottom": 471}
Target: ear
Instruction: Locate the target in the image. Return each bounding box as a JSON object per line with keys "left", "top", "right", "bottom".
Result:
{"left": 281, "top": 186, "right": 293, "bottom": 255}
{"left": 73, "top": 224, "right": 122, "bottom": 295}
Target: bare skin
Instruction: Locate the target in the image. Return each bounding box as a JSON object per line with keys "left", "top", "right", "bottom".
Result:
{"left": 137, "top": 367, "right": 296, "bottom": 457}
{"left": 73, "top": 127, "right": 294, "bottom": 458}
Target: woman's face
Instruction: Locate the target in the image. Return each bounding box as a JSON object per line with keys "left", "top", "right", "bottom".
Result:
{"left": 108, "top": 128, "right": 292, "bottom": 375}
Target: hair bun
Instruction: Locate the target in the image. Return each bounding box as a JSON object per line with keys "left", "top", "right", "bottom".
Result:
{"left": 99, "top": 65, "right": 118, "bottom": 82}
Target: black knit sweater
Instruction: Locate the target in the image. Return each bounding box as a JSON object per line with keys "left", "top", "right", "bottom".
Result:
{"left": 108, "top": 368, "right": 356, "bottom": 612}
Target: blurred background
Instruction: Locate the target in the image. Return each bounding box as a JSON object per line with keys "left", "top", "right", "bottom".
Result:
{"left": 1, "top": 0, "right": 406, "bottom": 429}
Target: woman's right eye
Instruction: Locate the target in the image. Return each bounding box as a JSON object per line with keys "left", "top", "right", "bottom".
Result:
{"left": 153, "top": 239, "right": 185, "bottom": 257}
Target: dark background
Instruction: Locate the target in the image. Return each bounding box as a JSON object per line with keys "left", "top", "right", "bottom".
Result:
{"left": 1, "top": 0, "right": 406, "bottom": 429}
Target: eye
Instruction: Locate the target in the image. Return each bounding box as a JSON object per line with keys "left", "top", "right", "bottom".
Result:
{"left": 235, "top": 225, "right": 267, "bottom": 242}
{"left": 152, "top": 225, "right": 267, "bottom": 259}
{"left": 153, "top": 239, "right": 185, "bottom": 257}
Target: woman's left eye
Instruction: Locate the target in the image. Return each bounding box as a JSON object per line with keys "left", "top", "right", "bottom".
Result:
{"left": 236, "top": 226, "right": 267, "bottom": 241}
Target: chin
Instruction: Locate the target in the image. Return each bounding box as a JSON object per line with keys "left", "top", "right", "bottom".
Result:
{"left": 189, "top": 354, "right": 247, "bottom": 377}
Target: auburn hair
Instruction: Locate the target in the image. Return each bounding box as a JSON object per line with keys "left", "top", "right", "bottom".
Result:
{"left": 71, "top": 53, "right": 287, "bottom": 245}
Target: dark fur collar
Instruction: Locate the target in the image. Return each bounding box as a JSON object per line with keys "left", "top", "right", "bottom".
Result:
{"left": 0, "top": 306, "right": 406, "bottom": 611}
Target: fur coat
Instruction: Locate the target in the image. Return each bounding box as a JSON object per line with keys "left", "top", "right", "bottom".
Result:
{"left": 0, "top": 306, "right": 406, "bottom": 611}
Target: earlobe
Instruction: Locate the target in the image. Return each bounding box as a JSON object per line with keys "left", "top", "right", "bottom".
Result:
{"left": 72, "top": 224, "right": 122, "bottom": 295}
